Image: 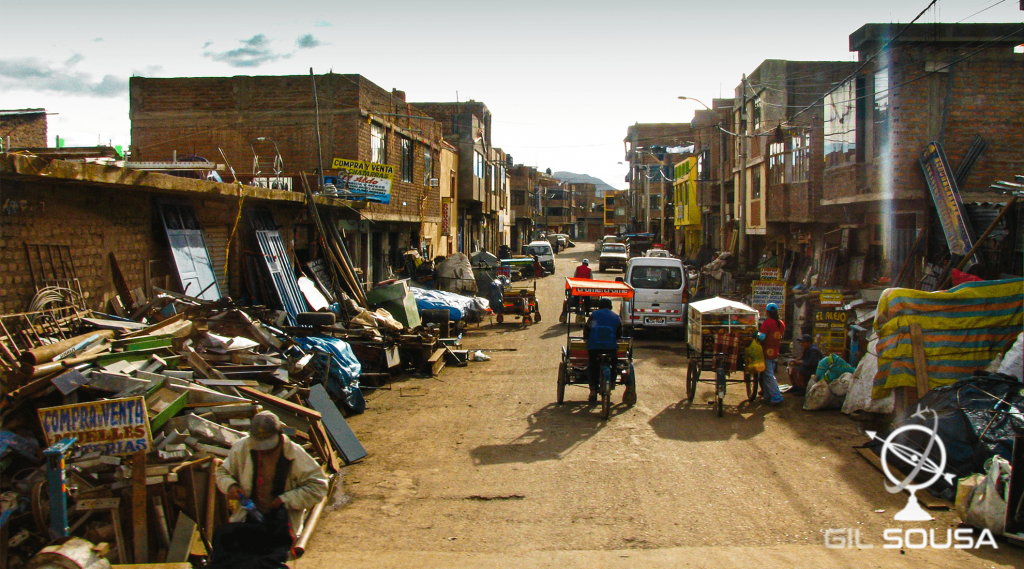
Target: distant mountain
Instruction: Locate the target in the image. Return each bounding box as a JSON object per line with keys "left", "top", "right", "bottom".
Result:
{"left": 551, "top": 172, "right": 616, "bottom": 197}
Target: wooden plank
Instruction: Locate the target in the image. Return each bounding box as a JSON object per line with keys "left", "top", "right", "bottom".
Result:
{"left": 131, "top": 450, "right": 149, "bottom": 563}
{"left": 308, "top": 419, "right": 341, "bottom": 473}
{"left": 306, "top": 384, "right": 366, "bottom": 464}
{"left": 909, "top": 323, "right": 929, "bottom": 397}
{"left": 427, "top": 347, "right": 446, "bottom": 376}
{"left": 856, "top": 447, "right": 951, "bottom": 510}
{"left": 165, "top": 513, "right": 197, "bottom": 563}
{"left": 182, "top": 346, "right": 227, "bottom": 380}
{"left": 121, "top": 313, "right": 187, "bottom": 340}
{"left": 195, "top": 378, "right": 259, "bottom": 387}
{"left": 237, "top": 385, "right": 322, "bottom": 421}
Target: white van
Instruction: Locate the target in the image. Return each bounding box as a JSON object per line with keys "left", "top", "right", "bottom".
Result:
{"left": 523, "top": 240, "right": 555, "bottom": 273}
{"left": 619, "top": 257, "right": 689, "bottom": 333}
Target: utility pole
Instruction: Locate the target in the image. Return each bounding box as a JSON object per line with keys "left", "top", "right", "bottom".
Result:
{"left": 719, "top": 118, "right": 727, "bottom": 252}
{"left": 737, "top": 74, "right": 748, "bottom": 268}
{"left": 644, "top": 165, "right": 651, "bottom": 233}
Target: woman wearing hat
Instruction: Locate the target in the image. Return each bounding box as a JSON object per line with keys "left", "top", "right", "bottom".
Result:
{"left": 758, "top": 303, "right": 785, "bottom": 405}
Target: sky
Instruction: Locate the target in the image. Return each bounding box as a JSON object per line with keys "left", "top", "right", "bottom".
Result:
{"left": 1, "top": 0, "right": 1021, "bottom": 190}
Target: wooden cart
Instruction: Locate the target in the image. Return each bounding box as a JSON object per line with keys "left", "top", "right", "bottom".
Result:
{"left": 685, "top": 297, "right": 760, "bottom": 416}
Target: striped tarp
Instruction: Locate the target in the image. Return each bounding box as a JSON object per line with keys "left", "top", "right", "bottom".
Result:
{"left": 872, "top": 278, "right": 1023, "bottom": 399}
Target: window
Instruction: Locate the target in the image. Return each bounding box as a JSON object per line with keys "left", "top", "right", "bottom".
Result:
{"left": 400, "top": 137, "right": 413, "bottom": 182}
{"left": 629, "top": 265, "right": 682, "bottom": 290}
{"left": 699, "top": 150, "right": 711, "bottom": 181}
{"left": 490, "top": 165, "right": 495, "bottom": 192}
{"left": 768, "top": 142, "right": 786, "bottom": 186}
{"left": 371, "top": 123, "right": 386, "bottom": 164}
{"left": 751, "top": 168, "right": 761, "bottom": 200}
{"left": 474, "top": 152, "right": 484, "bottom": 179}
{"left": 824, "top": 79, "right": 857, "bottom": 168}
{"left": 752, "top": 97, "right": 762, "bottom": 132}
{"left": 873, "top": 67, "right": 890, "bottom": 157}
{"left": 791, "top": 133, "right": 810, "bottom": 183}
{"left": 423, "top": 147, "right": 433, "bottom": 186}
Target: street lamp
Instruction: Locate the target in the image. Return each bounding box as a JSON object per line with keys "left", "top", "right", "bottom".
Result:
{"left": 678, "top": 96, "right": 711, "bottom": 111}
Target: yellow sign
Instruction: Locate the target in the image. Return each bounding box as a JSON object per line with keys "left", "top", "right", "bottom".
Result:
{"left": 38, "top": 396, "right": 153, "bottom": 455}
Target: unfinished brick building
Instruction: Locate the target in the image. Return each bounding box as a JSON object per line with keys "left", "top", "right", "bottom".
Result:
{"left": 1, "top": 109, "right": 48, "bottom": 150}
{"left": 130, "top": 74, "right": 446, "bottom": 285}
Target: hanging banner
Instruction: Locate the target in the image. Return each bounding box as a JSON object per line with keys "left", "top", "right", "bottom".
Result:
{"left": 919, "top": 142, "right": 978, "bottom": 268}
{"left": 38, "top": 397, "right": 153, "bottom": 455}
{"left": 441, "top": 197, "right": 452, "bottom": 236}
{"left": 751, "top": 280, "right": 786, "bottom": 319}
{"left": 328, "top": 158, "right": 394, "bottom": 204}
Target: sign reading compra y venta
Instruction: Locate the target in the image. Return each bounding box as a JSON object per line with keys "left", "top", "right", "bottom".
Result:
{"left": 38, "top": 396, "right": 153, "bottom": 455}
{"left": 328, "top": 158, "right": 394, "bottom": 204}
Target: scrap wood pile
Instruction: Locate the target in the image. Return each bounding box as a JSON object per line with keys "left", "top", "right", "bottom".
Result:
{"left": 0, "top": 299, "right": 377, "bottom": 568}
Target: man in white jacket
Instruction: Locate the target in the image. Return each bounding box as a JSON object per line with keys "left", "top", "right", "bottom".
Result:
{"left": 212, "top": 411, "right": 328, "bottom": 568}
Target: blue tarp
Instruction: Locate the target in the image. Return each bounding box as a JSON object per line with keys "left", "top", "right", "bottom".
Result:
{"left": 292, "top": 336, "right": 365, "bottom": 415}
{"left": 411, "top": 288, "right": 477, "bottom": 321}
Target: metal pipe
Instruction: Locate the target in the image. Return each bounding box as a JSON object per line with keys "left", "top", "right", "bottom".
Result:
{"left": 293, "top": 476, "right": 334, "bottom": 556}
{"left": 19, "top": 330, "right": 114, "bottom": 366}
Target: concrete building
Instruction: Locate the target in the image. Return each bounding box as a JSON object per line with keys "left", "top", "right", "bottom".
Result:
{"left": 129, "top": 73, "right": 445, "bottom": 286}
{"left": 623, "top": 123, "right": 692, "bottom": 250}
{"left": 821, "top": 23, "right": 1024, "bottom": 284}
{"left": 411, "top": 101, "right": 509, "bottom": 256}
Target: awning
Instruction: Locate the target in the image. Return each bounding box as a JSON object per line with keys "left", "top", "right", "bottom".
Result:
{"left": 688, "top": 297, "right": 758, "bottom": 315}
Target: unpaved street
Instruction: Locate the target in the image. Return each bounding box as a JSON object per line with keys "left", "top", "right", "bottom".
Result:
{"left": 303, "top": 244, "right": 1020, "bottom": 568}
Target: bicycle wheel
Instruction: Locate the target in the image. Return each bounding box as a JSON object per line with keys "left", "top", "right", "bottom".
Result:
{"left": 556, "top": 360, "right": 567, "bottom": 404}
{"left": 601, "top": 365, "right": 612, "bottom": 420}
{"left": 686, "top": 359, "right": 699, "bottom": 402}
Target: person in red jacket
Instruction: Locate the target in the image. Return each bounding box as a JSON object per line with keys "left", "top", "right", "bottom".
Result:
{"left": 560, "top": 260, "right": 593, "bottom": 322}
{"left": 758, "top": 303, "right": 785, "bottom": 404}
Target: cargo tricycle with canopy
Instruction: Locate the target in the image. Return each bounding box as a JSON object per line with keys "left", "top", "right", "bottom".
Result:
{"left": 685, "top": 297, "right": 760, "bottom": 416}
{"left": 557, "top": 277, "right": 636, "bottom": 419}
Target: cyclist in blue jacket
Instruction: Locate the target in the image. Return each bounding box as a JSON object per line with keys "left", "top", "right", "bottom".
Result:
{"left": 583, "top": 297, "right": 623, "bottom": 403}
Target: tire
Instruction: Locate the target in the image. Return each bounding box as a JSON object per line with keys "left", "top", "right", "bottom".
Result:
{"left": 557, "top": 361, "right": 567, "bottom": 404}
{"left": 745, "top": 372, "right": 758, "bottom": 401}
{"left": 601, "top": 365, "right": 612, "bottom": 420}
{"left": 534, "top": 310, "right": 542, "bottom": 322}
{"left": 686, "top": 359, "right": 699, "bottom": 402}
{"left": 496, "top": 313, "right": 504, "bottom": 323}
{"left": 717, "top": 394, "right": 724, "bottom": 417}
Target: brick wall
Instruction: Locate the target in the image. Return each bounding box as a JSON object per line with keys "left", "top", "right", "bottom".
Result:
{"left": 130, "top": 74, "right": 443, "bottom": 222}
{"left": 1, "top": 112, "right": 47, "bottom": 148}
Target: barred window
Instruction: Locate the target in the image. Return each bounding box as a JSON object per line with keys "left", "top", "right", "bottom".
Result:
{"left": 371, "top": 123, "right": 386, "bottom": 164}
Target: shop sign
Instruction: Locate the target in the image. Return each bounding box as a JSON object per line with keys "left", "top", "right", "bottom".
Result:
{"left": 919, "top": 142, "right": 978, "bottom": 268}
{"left": 752, "top": 280, "right": 786, "bottom": 319}
{"left": 328, "top": 158, "right": 394, "bottom": 204}
{"left": 441, "top": 198, "right": 452, "bottom": 236}
{"left": 820, "top": 289, "right": 843, "bottom": 306}
{"left": 760, "top": 268, "right": 781, "bottom": 280}
{"left": 38, "top": 397, "right": 153, "bottom": 456}
{"left": 814, "top": 308, "right": 848, "bottom": 355}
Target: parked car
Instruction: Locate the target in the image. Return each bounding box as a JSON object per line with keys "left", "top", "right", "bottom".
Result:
{"left": 598, "top": 242, "right": 629, "bottom": 272}
{"left": 597, "top": 234, "right": 622, "bottom": 253}
{"left": 645, "top": 248, "right": 672, "bottom": 258}
{"left": 619, "top": 257, "right": 690, "bottom": 335}
{"left": 522, "top": 240, "right": 555, "bottom": 273}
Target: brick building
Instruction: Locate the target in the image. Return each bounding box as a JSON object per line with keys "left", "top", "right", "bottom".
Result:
{"left": 623, "top": 123, "right": 692, "bottom": 250}
{"left": 0, "top": 109, "right": 48, "bottom": 150}
{"left": 0, "top": 153, "right": 322, "bottom": 316}
{"left": 686, "top": 98, "right": 735, "bottom": 253}
{"left": 412, "top": 101, "right": 510, "bottom": 256}
{"left": 821, "top": 23, "right": 1024, "bottom": 284}
{"left": 508, "top": 165, "right": 562, "bottom": 249}
{"left": 130, "top": 74, "right": 446, "bottom": 285}
{"left": 729, "top": 60, "right": 856, "bottom": 271}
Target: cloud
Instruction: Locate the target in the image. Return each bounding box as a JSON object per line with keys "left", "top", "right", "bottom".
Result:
{"left": 203, "top": 34, "right": 291, "bottom": 68}
{"left": 0, "top": 55, "right": 127, "bottom": 98}
{"left": 313, "top": 20, "right": 332, "bottom": 27}
{"left": 296, "top": 34, "right": 325, "bottom": 49}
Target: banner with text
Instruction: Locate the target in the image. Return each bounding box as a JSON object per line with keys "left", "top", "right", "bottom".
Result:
{"left": 38, "top": 397, "right": 153, "bottom": 455}
{"left": 328, "top": 158, "right": 394, "bottom": 204}
{"left": 919, "top": 142, "right": 978, "bottom": 268}
{"left": 752, "top": 280, "right": 786, "bottom": 319}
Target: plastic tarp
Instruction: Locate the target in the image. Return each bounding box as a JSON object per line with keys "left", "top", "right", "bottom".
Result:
{"left": 411, "top": 288, "right": 489, "bottom": 321}
{"left": 292, "top": 336, "right": 365, "bottom": 415}
{"left": 882, "top": 374, "right": 1024, "bottom": 500}
{"left": 872, "top": 278, "right": 1024, "bottom": 399}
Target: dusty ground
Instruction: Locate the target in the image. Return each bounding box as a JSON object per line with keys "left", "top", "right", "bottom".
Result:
{"left": 301, "top": 244, "right": 1020, "bottom": 568}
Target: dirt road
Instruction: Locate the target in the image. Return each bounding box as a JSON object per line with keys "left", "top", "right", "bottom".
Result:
{"left": 302, "top": 244, "right": 1020, "bottom": 568}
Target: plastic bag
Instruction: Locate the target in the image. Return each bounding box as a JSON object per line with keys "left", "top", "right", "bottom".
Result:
{"left": 804, "top": 375, "right": 843, "bottom": 410}
{"left": 815, "top": 354, "right": 855, "bottom": 383}
{"left": 471, "top": 350, "right": 490, "bottom": 362}
{"left": 744, "top": 341, "right": 766, "bottom": 374}
{"left": 997, "top": 332, "right": 1023, "bottom": 380}
{"left": 962, "top": 455, "right": 1011, "bottom": 535}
